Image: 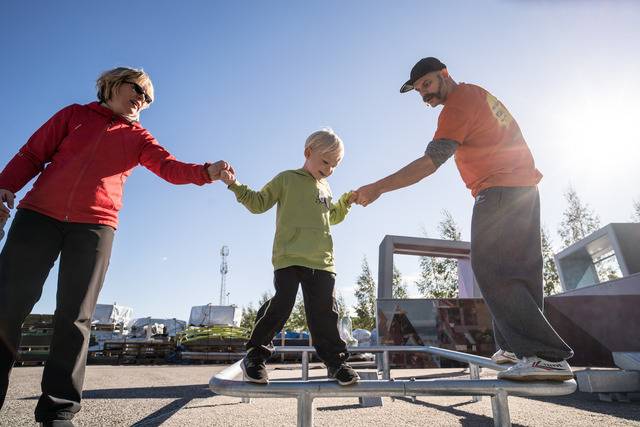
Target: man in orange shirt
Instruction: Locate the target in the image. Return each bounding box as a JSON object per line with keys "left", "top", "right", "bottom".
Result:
{"left": 353, "top": 57, "right": 573, "bottom": 381}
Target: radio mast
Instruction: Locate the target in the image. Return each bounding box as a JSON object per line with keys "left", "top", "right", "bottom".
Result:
{"left": 219, "top": 246, "right": 229, "bottom": 305}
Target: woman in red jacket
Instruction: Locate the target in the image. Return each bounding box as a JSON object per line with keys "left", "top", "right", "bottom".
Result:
{"left": 0, "top": 67, "right": 231, "bottom": 426}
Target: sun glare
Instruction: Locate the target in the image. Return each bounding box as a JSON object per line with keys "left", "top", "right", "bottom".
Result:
{"left": 552, "top": 87, "right": 640, "bottom": 176}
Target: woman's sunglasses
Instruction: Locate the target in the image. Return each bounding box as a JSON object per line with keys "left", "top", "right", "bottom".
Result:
{"left": 124, "top": 81, "right": 153, "bottom": 104}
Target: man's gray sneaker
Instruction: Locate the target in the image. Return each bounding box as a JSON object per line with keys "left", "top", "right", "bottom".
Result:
{"left": 491, "top": 349, "right": 518, "bottom": 364}
{"left": 497, "top": 356, "right": 573, "bottom": 381}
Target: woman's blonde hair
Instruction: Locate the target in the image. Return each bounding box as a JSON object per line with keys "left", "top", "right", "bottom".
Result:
{"left": 96, "top": 67, "right": 154, "bottom": 104}
{"left": 305, "top": 128, "right": 344, "bottom": 159}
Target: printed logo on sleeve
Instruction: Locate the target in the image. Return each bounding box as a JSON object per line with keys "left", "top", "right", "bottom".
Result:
{"left": 486, "top": 93, "right": 513, "bottom": 127}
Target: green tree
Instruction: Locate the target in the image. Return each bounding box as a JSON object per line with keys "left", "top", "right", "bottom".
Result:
{"left": 335, "top": 290, "right": 349, "bottom": 319}
{"left": 284, "top": 292, "right": 308, "bottom": 332}
{"left": 541, "top": 226, "right": 560, "bottom": 296}
{"left": 240, "top": 291, "right": 272, "bottom": 330}
{"left": 392, "top": 265, "right": 408, "bottom": 299}
{"left": 240, "top": 303, "right": 256, "bottom": 330}
{"left": 415, "top": 210, "right": 461, "bottom": 298}
{"left": 352, "top": 257, "right": 377, "bottom": 330}
{"left": 558, "top": 187, "right": 600, "bottom": 248}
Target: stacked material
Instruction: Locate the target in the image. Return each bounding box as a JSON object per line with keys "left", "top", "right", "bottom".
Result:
{"left": 177, "top": 325, "right": 250, "bottom": 361}
{"left": 188, "top": 304, "right": 241, "bottom": 327}
{"left": 92, "top": 303, "right": 133, "bottom": 325}
{"left": 129, "top": 318, "right": 187, "bottom": 338}
{"left": 18, "top": 314, "right": 54, "bottom": 365}
{"left": 178, "top": 325, "right": 250, "bottom": 345}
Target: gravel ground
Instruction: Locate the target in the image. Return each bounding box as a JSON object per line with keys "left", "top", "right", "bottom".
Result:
{"left": 1, "top": 363, "right": 639, "bottom": 426}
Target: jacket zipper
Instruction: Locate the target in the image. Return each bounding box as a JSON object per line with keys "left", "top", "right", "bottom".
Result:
{"left": 63, "top": 117, "right": 114, "bottom": 221}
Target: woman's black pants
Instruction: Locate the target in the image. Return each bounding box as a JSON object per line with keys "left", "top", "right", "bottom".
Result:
{"left": 0, "top": 209, "right": 114, "bottom": 422}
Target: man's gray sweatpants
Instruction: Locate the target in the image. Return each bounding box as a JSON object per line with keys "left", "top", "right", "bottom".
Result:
{"left": 471, "top": 186, "right": 573, "bottom": 361}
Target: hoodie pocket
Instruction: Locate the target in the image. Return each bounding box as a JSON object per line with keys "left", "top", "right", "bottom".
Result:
{"left": 281, "top": 227, "right": 333, "bottom": 262}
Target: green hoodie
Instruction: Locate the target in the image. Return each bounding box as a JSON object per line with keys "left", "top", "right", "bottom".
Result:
{"left": 228, "top": 169, "right": 352, "bottom": 273}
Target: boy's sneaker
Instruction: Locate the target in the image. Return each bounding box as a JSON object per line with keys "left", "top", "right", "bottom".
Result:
{"left": 241, "top": 358, "right": 269, "bottom": 384}
{"left": 491, "top": 349, "right": 518, "bottom": 364}
{"left": 327, "top": 363, "right": 360, "bottom": 386}
{"left": 38, "top": 422, "right": 75, "bottom": 427}
{"left": 497, "top": 356, "right": 573, "bottom": 381}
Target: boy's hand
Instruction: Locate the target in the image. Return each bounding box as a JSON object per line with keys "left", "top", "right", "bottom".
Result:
{"left": 348, "top": 191, "right": 358, "bottom": 205}
{"left": 206, "top": 161, "right": 234, "bottom": 181}
{"left": 220, "top": 170, "right": 237, "bottom": 186}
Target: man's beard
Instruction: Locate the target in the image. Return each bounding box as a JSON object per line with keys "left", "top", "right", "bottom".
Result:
{"left": 422, "top": 92, "right": 440, "bottom": 104}
{"left": 422, "top": 75, "right": 445, "bottom": 105}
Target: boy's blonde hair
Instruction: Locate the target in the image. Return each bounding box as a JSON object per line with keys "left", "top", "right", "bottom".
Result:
{"left": 305, "top": 128, "right": 344, "bottom": 159}
{"left": 96, "top": 67, "right": 154, "bottom": 104}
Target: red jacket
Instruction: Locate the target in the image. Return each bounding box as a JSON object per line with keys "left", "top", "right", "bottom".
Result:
{"left": 0, "top": 102, "right": 212, "bottom": 228}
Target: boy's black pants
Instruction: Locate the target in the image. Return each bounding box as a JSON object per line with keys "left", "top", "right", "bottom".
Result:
{"left": 246, "top": 266, "right": 348, "bottom": 367}
{"left": 0, "top": 209, "right": 114, "bottom": 421}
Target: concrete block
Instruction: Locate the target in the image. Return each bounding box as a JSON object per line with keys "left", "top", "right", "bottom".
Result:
{"left": 575, "top": 369, "right": 640, "bottom": 393}
{"left": 358, "top": 371, "right": 383, "bottom": 407}
{"left": 613, "top": 352, "right": 640, "bottom": 371}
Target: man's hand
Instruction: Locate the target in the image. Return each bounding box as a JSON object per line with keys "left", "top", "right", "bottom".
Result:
{"left": 0, "top": 189, "right": 14, "bottom": 223}
{"left": 206, "top": 161, "right": 234, "bottom": 181}
{"left": 347, "top": 191, "right": 358, "bottom": 205}
{"left": 219, "top": 170, "right": 237, "bottom": 186}
{"left": 353, "top": 183, "right": 382, "bottom": 207}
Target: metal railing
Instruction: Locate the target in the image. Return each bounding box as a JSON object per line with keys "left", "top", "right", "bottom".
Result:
{"left": 209, "top": 345, "right": 577, "bottom": 427}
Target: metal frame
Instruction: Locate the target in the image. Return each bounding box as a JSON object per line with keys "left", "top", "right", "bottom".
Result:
{"left": 209, "top": 345, "right": 576, "bottom": 427}
{"left": 377, "top": 234, "right": 482, "bottom": 299}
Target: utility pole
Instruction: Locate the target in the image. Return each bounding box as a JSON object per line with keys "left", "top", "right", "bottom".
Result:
{"left": 219, "top": 246, "right": 229, "bottom": 305}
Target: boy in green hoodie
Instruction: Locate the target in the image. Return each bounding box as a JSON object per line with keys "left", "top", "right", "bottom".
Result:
{"left": 219, "top": 128, "right": 359, "bottom": 385}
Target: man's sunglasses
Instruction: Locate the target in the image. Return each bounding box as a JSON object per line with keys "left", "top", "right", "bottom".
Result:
{"left": 124, "top": 81, "right": 153, "bottom": 104}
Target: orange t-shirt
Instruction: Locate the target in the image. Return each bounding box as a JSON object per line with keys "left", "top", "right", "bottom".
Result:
{"left": 433, "top": 83, "right": 542, "bottom": 197}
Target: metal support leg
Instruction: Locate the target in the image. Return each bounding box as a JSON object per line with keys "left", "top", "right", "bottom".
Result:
{"left": 302, "top": 351, "right": 309, "bottom": 381}
{"left": 490, "top": 390, "right": 511, "bottom": 427}
{"left": 469, "top": 363, "right": 482, "bottom": 402}
{"left": 242, "top": 370, "right": 252, "bottom": 404}
{"left": 382, "top": 351, "right": 390, "bottom": 380}
{"left": 382, "top": 351, "right": 393, "bottom": 401}
{"left": 297, "top": 393, "right": 314, "bottom": 427}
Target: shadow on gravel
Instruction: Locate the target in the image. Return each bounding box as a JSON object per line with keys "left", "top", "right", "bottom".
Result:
{"left": 317, "top": 404, "right": 363, "bottom": 411}
{"left": 20, "top": 384, "right": 230, "bottom": 427}
{"left": 526, "top": 392, "right": 640, "bottom": 424}
{"left": 394, "top": 396, "right": 528, "bottom": 427}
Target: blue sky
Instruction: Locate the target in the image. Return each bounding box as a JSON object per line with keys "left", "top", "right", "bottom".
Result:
{"left": 1, "top": 1, "right": 639, "bottom": 321}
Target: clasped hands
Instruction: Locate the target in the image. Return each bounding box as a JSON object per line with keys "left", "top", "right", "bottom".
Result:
{"left": 206, "top": 162, "right": 381, "bottom": 207}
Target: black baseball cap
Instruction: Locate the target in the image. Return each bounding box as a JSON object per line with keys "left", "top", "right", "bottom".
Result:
{"left": 400, "top": 57, "right": 446, "bottom": 93}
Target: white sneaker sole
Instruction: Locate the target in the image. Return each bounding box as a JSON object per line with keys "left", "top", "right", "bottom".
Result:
{"left": 498, "top": 372, "right": 574, "bottom": 382}
{"left": 241, "top": 361, "right": 269, "bottom": 384}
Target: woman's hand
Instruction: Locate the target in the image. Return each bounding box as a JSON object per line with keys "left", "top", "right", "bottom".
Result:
{"left": 206, "top": 161, "right": 234, "bottom": 181}
{"left": 0, "top": 189, "right": 14, "bottom": 223}
{"left": 219, "top": 170, "right": 237, "bottom": 186}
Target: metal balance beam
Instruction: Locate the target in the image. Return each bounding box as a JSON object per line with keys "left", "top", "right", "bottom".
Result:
{"left": 209, "top": 345, "right": 576, "bottom": 427}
